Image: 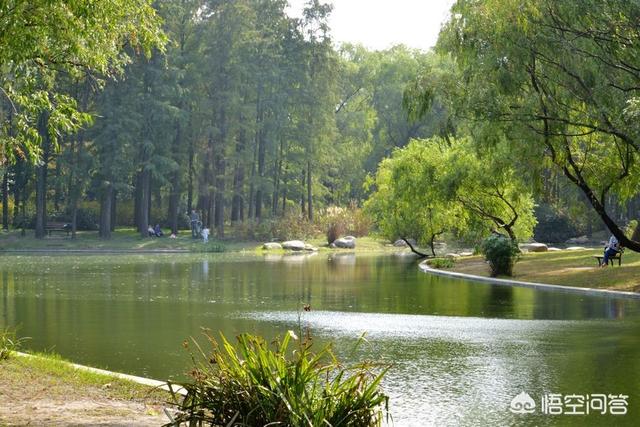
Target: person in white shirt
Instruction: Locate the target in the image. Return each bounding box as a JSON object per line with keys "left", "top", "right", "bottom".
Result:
{"left": 201, "top": 227, "right": 210, "bottom": 243}
{"left": 601, "top": 234, "right": 621, "bottom": 267}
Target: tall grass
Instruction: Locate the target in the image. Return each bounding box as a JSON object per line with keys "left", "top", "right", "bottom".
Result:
{"left": 166, "top": 331, "right": 389, "bottom": 426}
{"left": 0, "top": 327, "right": 28, "bottom": 360}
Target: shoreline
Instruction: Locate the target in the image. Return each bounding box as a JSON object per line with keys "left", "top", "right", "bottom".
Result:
{"left": 0, "top": 352, "right": 178, "bottom": 425}
{"left": 419, "top": 261, "right": 640, "bottom": 299}
{"left": 15, "top": 352, "right": 187, "bottom": 396}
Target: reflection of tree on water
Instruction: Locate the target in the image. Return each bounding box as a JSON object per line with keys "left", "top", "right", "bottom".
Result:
{"left": 483, "top": 286, "right": 514, "bottom": 318}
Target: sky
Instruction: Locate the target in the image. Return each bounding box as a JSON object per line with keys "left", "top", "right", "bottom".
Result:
{"left": 286, "top": 0, "right": 456, "bottom": 51}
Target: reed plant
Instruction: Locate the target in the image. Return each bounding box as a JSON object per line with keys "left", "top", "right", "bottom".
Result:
{"left": 166, "top": 330, "right": 389, "bottom": 426}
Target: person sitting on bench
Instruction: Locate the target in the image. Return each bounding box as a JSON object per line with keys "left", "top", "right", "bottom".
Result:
{"left": 601, "top": 234, "right": 621, "bottom": 267}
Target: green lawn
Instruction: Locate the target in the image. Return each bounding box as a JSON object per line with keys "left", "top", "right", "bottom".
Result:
{"left": 448, "top": 249, "right": 640, "bottom": 292}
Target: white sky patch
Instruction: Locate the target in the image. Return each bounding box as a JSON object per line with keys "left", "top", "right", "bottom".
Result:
{"left": 286, "top": 0, "right": 456, "bottom": 51}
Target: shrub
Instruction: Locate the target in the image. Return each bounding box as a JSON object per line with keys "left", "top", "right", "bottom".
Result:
{"left": 243, "top": 215, "right": 319, "bottom": 242}
{"left": 167, "top": 331, "right": 389, "bottom": 426}
{"left": 318, "top": 204, "right": 373, "bottom": 244}
{"left": 481, "top": 234, "right": 520, "bottom": 277}
{"left": 427, "top": 257, "right": 455, "bottom": 269}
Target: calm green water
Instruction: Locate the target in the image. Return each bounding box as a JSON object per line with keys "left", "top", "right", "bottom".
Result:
{"left": 1, "top": 252, "right": 639, "bottom": 426}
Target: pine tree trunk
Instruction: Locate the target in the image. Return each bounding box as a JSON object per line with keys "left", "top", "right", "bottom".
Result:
{"left": 110, "top": 190, "right": 117, "bottom": 232}
{"left": 307, "top": 160, "right": 313, "bottom": 221}
{"left": 300, "top": 169, "right": 306, "bottom": 216}
{"left": 134, "top": 174, "right": 141, "bottom": 229}
{"left": 99, "top": 182, "right": 113, "bottom": 239}
{"left": 53, "top": 159, "right": 62, "bottom": 211}
{"left": 169, "top": 171, "right": 180, "bottom": 235}
{"left": 70, "top": 200, "right": 78, "bottom": 239}
{"left": 215, "top": 156, "right": 225, "bottom": 237}
{"left": 2, "top": 171, "right": 8, "bottom": 230}
{"left": 136, "top": 170, "right": 150, "bottom": 237}
{"left": 35, "top": 113, "right": 50, "bottom": 239}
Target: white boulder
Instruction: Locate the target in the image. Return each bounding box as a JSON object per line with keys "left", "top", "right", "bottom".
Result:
{"left": 282, "top": 240, "right": 306, "bottom": 251}
{"left": 520, "top": 243, "right": 548, "bottom": 252}
{"left": 333, "top": 236, "right": 356, "bottom": 249}
{"left": 566, "top": 235, "right": 589, "bottom": 244}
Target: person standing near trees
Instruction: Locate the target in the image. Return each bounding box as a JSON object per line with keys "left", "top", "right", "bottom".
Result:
{"left": 190, "top": 210, "right": 201, "bottom": 238}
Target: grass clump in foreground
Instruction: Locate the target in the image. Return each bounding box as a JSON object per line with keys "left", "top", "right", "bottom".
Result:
{"left": 167, "top": 331, "right": 389, "bottom": 426}
{"left": 0, "top": 327, "right": 28, "bottom": 360}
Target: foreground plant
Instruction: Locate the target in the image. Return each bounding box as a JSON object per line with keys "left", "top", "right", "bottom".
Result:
{"left": 165, "top": 331, "right": 389, "bottom": 426}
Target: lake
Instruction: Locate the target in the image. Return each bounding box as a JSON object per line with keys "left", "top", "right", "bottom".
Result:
{"left": 1, "top": 252, "right": 639, "bottom": 426}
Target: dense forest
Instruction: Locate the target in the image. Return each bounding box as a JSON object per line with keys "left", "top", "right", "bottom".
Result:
{"left": 1, "top": 0, "right": 640, "bottom": 251}
{"left": 0, "top": 0, "right": 445, "bottom": 240}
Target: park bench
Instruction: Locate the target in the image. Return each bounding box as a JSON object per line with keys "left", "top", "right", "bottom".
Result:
{"left": 594, "top": 247, "right": 624, "bottom": 267}
{"left": 45, "top": 222, "right": 71, "bottom": 237}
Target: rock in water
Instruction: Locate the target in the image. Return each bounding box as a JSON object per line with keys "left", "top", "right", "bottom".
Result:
{"left": 282, "top": 240, "right": 306, "bottom": 251}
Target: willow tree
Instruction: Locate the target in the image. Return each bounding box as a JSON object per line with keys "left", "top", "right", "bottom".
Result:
{"left": 440, "top": 138, "right": 537, "bottom": 241}
{"left": 365, "top": 139, "right": 464, "bottom": 257}
{"left": 428, "top": 0, "right": 640, "bottom": 251}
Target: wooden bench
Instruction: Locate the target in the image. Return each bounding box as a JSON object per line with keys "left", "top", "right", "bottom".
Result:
{"left": 45, "top": 222, "right": 71, "bottom": 236}
{"left": 594, "top": 247, "right": 624, "bottom": 266}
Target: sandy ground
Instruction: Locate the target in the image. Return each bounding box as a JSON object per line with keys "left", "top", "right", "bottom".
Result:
{"left": 0, "top": 357, "right": 173, "bottom": 426}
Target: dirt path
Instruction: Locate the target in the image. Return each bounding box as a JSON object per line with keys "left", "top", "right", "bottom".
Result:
{"left": 0, "top": 356, "right": 174, "bottom": 426}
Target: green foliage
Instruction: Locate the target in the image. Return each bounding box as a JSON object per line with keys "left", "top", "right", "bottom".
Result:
{"left": 168, "top": 331, "right": 389, "bottom": 427}
{"left": 365, "top": 138, "right": 461, "bottom": 255}
{"left": 0, "top": 0, "right": 166, "bottom": 163}
{"left": 481, "top": 234, "right": 520, "bottom": 277}
{"left": 365, "top": 137, "right": 536, "bottom": 253}
{"left": 0, "top": 328, "right": 28, "bottom": 360}
{"left": 430, "top": 0, "right": 640, "bottom": 250}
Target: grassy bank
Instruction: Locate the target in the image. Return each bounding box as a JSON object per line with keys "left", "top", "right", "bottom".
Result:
{"left": 0, "top": 228, "right": 396, "bottom": 254}
{"left": 0, "top": 351, "right": 172, "bottom": 425}
{"left": 443, "top": 249, "right": 640, "bottom": 292}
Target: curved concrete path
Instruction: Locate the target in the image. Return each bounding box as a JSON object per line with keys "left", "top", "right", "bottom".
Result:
{"left": 419, "top": 261, "right": 640, "bottom": 300}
